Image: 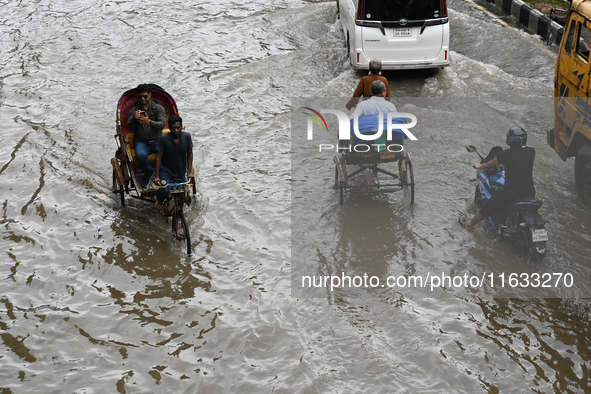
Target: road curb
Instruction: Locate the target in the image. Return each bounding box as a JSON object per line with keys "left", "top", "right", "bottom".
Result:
{"left": 487, "top": 0, "right": 565, "bottom": 45}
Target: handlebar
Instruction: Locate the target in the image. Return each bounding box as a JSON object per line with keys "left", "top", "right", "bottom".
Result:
{"left": 155, "top": 180, "right": 193, "bottom": 193}
{"left": 155, "top": 178, "right": 196, "bottom": 195}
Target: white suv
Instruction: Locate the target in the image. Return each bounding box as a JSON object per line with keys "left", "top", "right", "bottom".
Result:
{"left": 338, "top": 0, "right": 450, "bottom": 70}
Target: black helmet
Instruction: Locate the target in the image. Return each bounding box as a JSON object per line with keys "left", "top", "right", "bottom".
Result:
{"left": 506, "top": 126, "right": 527, "bottom": 147}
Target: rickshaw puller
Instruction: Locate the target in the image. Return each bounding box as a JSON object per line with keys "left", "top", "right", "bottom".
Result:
{"left": 154, "top": 115, "right": 194, "bottom": 213}
{"left": 346, "top": 59, "right": 392, "bottom": 110}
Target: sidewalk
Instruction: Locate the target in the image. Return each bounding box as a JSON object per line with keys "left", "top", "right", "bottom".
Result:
{"left": 486, "top": 0, "right": 565, "bottom": 45}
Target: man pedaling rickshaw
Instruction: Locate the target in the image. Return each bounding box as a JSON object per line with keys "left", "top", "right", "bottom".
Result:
{"left": 346, "top": 59, "right": 392, "bottom": 110}
{"left": 153, "top": 114, "right": 195, "bottom": 213}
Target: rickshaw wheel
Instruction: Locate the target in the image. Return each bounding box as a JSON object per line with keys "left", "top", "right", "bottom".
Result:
{"left": 111, "top": 158, "right": 126, "bottom": 207}
{"left": 119, "top": 185, "right": 125, "bottom": 207}
{"left": 111, "top": 169, "right": 125, "bottom": 207}
{"left": 334, "top": 165, "right": 338, "bottom": 188}
{"left": 172, "top": 207, "right": 192, "bottom": 255}
{"left": 112, "top": 170, "right": 117, "bottom": 193}
{"left": 181, "top": 211, "right": 191, "bottom": 255}
{"left": 398, "top": 155, "right": 414, "bottom": 204}
{"left": 407, "top": 160, "right": 414, "bottom": 205}
{"left": 398, "top": 158, "right": 407, "bottom": 185}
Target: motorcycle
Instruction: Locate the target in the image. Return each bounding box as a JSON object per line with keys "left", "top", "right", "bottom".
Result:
{"left": 466, "top": 145, "right": 548, "bottom": 262}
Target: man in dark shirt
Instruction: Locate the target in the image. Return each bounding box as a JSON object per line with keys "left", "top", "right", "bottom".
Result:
{"left": 126, "top": 84, "right": 166, "bottom": 187}
{"left": 154, "top": 115, "right": 194, "bottom": 212}
{"left": 460, "top": 127, "right": 535, "bottom": 230}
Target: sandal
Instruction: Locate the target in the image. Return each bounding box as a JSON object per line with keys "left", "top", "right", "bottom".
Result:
{"left": 458, "top": 215, "right": 470, "bottom": 229}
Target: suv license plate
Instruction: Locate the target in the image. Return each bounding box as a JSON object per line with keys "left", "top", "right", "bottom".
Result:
{"left": 393, "top": 28, "right": 411, "bottom": 37}
{"left": 531, "top": 228, "right": 548, "bottom": 242}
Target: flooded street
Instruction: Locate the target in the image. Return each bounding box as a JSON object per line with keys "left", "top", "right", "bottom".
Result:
{"left": 1, "top": 0, "right": 590, "bottom": 392}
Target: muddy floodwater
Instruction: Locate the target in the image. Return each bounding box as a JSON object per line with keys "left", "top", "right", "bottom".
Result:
{"left": 1, "top": 0, "right": 590, "bottom": 392}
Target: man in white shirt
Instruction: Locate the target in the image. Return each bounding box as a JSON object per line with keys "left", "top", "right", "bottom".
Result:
{"left": 348, "top": 80, "right": 406, "bottom": 179}
{"left": 350, "top": 80, "right": 397, "bottom": 118}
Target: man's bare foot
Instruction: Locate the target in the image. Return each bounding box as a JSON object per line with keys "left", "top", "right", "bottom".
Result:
{"left": 155, "top": 200, "right": 164, "bottom": 213}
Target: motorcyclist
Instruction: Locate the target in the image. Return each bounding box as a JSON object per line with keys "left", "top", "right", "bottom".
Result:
{"left": 459, "top": 127, "right": 536, "bottom": 230}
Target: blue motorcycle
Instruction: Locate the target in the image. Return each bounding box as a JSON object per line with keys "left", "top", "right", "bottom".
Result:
{"left": 466, "top": 145, "right": 548, "bottom": 262}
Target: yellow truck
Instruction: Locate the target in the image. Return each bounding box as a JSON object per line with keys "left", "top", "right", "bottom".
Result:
{"left": 551, "top": 0, "right": 591, "bottom": 208}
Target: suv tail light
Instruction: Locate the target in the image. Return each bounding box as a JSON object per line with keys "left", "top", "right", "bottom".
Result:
{"left": 442, "top": 0, "right": 447, "bottom": 17}
{"left": 357, "top": 0, "right": 364, "bottom": 20}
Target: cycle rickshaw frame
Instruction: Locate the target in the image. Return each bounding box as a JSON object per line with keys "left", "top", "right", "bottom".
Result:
{"left": 333, "top": 122, "right": 415, "bottom": 205}
{"left": 110, "top": 84, "right": 196, "bottom": 254}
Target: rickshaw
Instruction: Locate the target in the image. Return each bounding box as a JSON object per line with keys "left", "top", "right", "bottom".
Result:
{"left": 333, "top": 114, "right": 414, "bottom": 205}
{"left": 111, "top": 84, "right": 196, "bottom": 254}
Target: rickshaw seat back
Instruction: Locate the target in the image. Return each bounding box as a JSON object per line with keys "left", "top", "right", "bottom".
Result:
{"left": 351, "top": 131, "right": 404, "bottom": 151}
{"left": 349, "top": 114, "right": 407, "bottom": 153}
{"left": 124, "top": 129, "right": 170, "bottom": 163}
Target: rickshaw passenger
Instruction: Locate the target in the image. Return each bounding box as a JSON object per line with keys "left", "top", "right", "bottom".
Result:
{"left": 350, "top": 81, "right": 397, "bottom": 118}
{"left": 126, "top": 84, "right": 166, "bottom": 188}
{"left": 154, "top": 115, "right": 194, "bottom": 212}
{"left": 349, "top": 80, "right": 404, "bottom": 168}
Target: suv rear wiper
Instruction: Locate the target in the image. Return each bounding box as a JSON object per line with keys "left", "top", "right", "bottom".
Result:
{"left": 357, "top": 20, "right": 386, "bottom": 35}
{"left": 420, "top": 21, "right": 427, "bottom": 35}
{"left": 420, "top": 18, "right": 449, "bottom": 34}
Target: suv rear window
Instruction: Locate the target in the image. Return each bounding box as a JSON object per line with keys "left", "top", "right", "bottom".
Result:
{"left": 361, "top": 0, "right": 444, "bottom": 21}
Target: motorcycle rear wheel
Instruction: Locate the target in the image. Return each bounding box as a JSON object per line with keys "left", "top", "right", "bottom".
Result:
{"left": 517, "top": 226, "right": 546, "bottom": 263}
{"left": 530, "top": 241, "right": 547, "bottom": 262}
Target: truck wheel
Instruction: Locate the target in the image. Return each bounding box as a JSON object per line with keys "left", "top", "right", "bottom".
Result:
{"left": 575, "top": 143, "right": 591, "bottom": 209}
